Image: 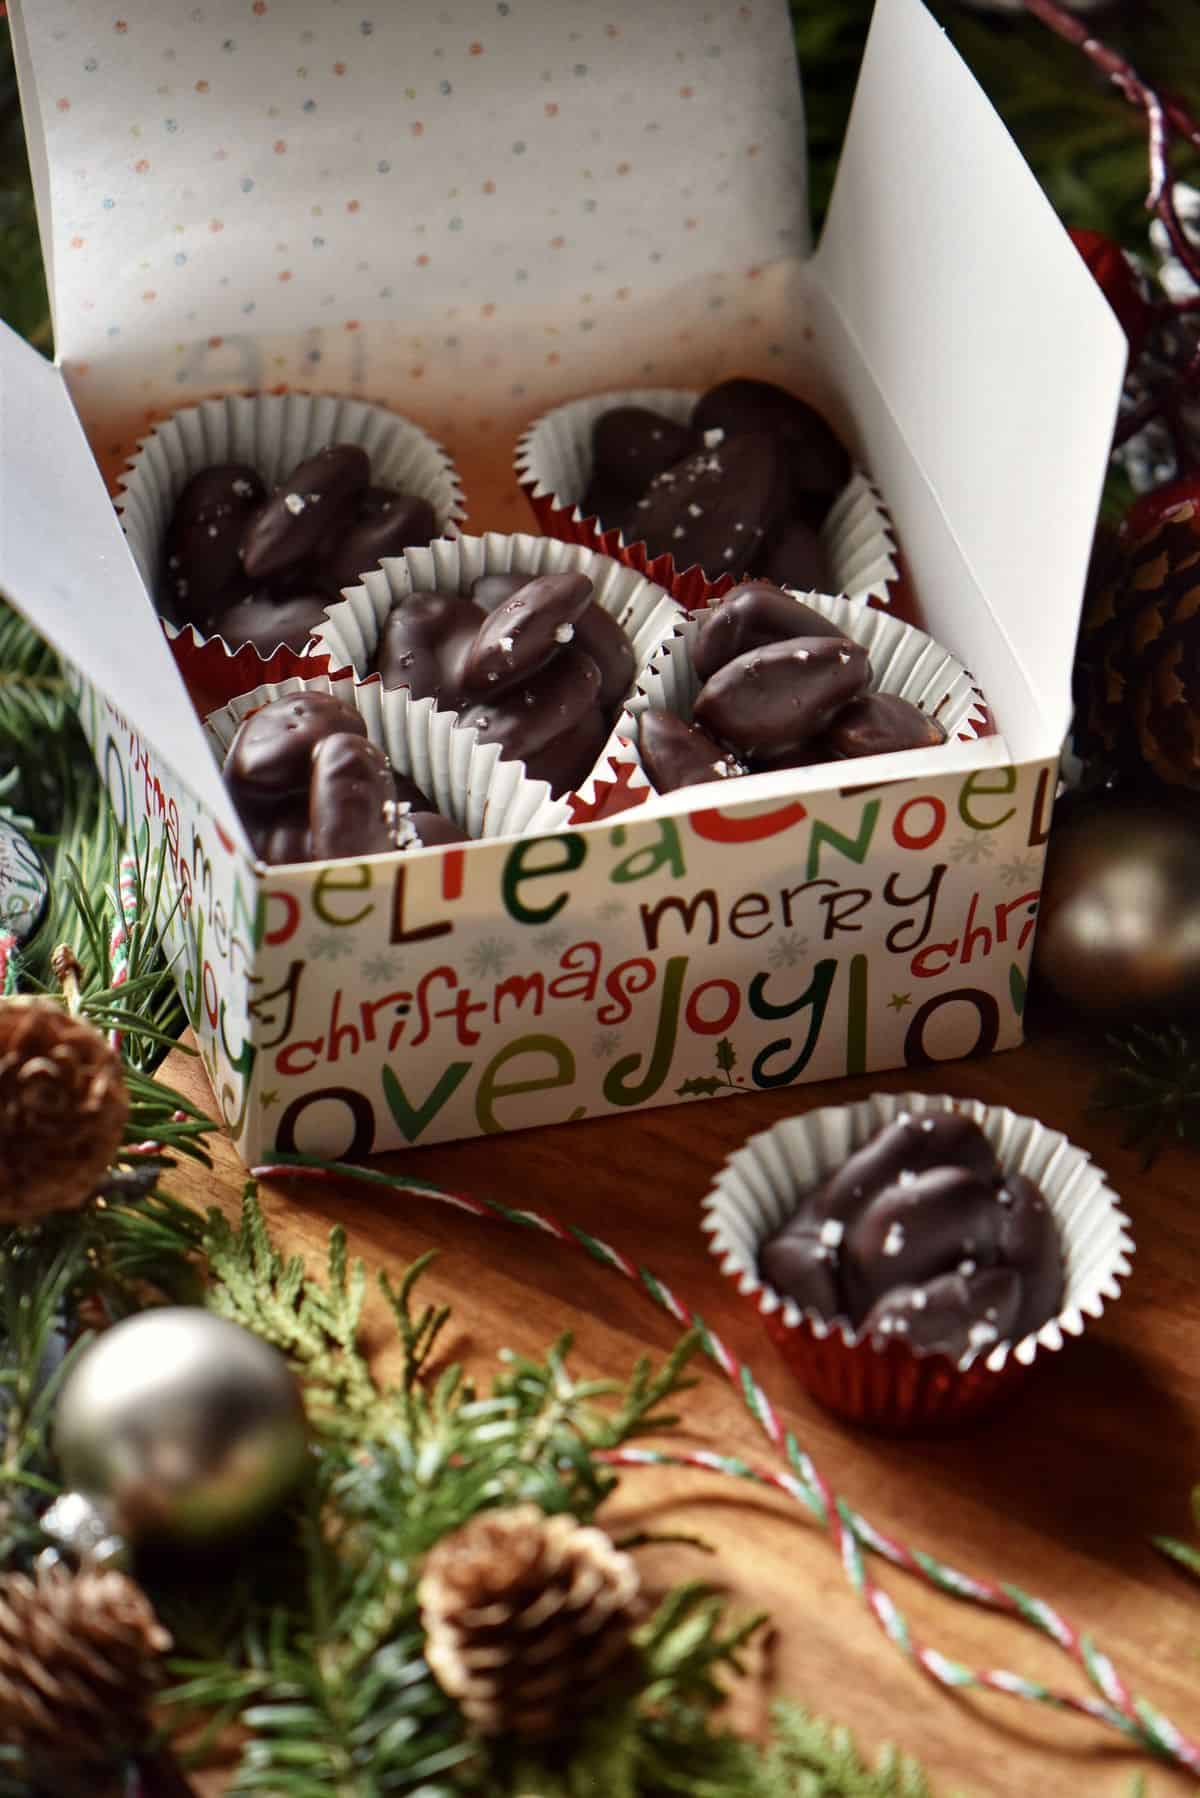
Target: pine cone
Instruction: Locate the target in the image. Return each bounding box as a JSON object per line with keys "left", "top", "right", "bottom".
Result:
{"left": 418, "top": 1504, "right": 643, "bottom": 1740}
{"left": 0, "top": 1561, "right": 171, "bottom": 1767}
{"left": 0, "top": 998, "right": 129, "bottom": 1223}
{"left": 1075, "top": 497, "right": 1200, "bottom": 788}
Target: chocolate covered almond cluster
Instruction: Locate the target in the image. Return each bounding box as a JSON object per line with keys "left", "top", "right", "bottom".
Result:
{"left": 161, "top": 444, "right": 437, "bottom": 653}
{"left": 758, "top": 1112, "right": 1064, "bottom": 1364}
{"left": 224, "top": 690, "right": 466, "bottom": 866}
{"left": 370, "top": 570, "right": 636, "bottom": 796}
{"left": 582, "top": 377, "right": 851, "bottom": 588}
{"left": 637, "top": 581, "right": 946, "bottom": 794}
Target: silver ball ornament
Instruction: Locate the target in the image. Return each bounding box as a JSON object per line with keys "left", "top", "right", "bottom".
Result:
{"left": 1033, "top": 801, "right": 1200, "bottom": 1020}
{"left": 54, "top": 1309, "right": 309, "bottom": 1546}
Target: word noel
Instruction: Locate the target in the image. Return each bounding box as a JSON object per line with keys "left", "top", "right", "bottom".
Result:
{"left": 238, "top": 769, "right": 1046, "bottom": 1147}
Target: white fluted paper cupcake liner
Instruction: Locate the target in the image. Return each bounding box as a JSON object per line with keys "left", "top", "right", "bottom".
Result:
{"left": 701, "top": 1091, "right": 1133, "bottom": 1429}
{"left": 615, "top": 586, "right": 986, "bottom": 803}
{"left": 514, "top": 386, "right": 898, "bottom": 611}
{"left": 204, "top": 669, "right": 571, "bottom": 858}
{"left": 312, "top": 532, "right": 685, "bottom": 821}
{"left": 117, "top": 391, "right": 466, "bottom": 704}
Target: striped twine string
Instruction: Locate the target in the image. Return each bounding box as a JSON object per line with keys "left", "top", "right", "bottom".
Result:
{"left": 249, "top": 1153, "right": 1200, "bottom": 1778}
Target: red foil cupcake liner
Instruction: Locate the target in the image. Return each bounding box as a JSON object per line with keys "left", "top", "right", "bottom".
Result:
{"left": 701, "top": 1091, "right": 1133, "bottom": 1435}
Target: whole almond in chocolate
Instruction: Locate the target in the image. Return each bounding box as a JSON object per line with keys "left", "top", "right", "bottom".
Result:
{"left": 214, "top": 591, "right": 330, "bottom": 657}
{"left": 757, "top": 1226, "right": 841, "bottom": 1324}
{"left": 812, "top": 692, "right": 947, "bottom": 761}
{"left": 522, "top": 706, "right": 612, "bottom": 798}
{"left": 630, "top": 431, "right": 788, "bottom": 575}
{"left": 574, "top": 602, "right": 637, "bottom": 710}
{"left": 860, "top": 1266, "right": 1023, "bottom": 1360}
{"left": 638, "top": 710, "right": 746, "bottom": 794}
{"left": 242, "top": 444, "right": 371, "bottom": 581}
{"left": 693, "top": 636, "right": 870, "bottom": 761}
{"left": 249, "top": 806, "right": 312, "bottom": 868}
{"left": 760, "top": 516, "right": 832, "bottom": 593}
{"left": 692, "top": 581, "right": 846, "bottom": 683}
{"left": 458, "top": 648, "right": 602, "bottom": 763}
{"left": 471, "top": 572, "right": 531, "bottom": 608}
{"left": 161, "top": 463, "right": 266, "bottom": 629}
{"left": 318, "top": 487, "right": 437, "bottom": 592}
{"left": 308, "top": 732, "right": 397, "bottom": 861}
{"left": 461, "top": 572, "right": 594, "bottom": 696}
{"left": 375, "top": 591, "right": 487, "bottom": 704}
{"left": 809, "top": 1112, "right": 999, "bottom": 1224}
{"left": 839, "top": 1165, "right": 1003, "bottom": 1324}
{"left": 591, "top": 406, "right": 702, "bottom": 498}
{"left": 692, "top": 378, "right": 850, "bottom": 523}
{"left": 225, "top": 689, "right": 366, "bottom": 807}
{"left": 996, "top": 1173, "right": 1065, "bottom": 1338}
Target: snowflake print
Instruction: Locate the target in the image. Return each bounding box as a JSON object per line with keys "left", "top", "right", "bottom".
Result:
{"left": 465, "top": 936, "right": 517, "bottom": 979}
{"left": 592, "top": 1030, "right": 622, "bottom": 1060}
{"left": 948, "top": 834, "right": 997, "bottom": 866}
{"left": 308, "top": 932, "right": 353, "bottom": 962}
{"left": 997, "top": 853, "right": 1042, "bottom": 888}
{"left": 360, "top": 953, "right": 404, "bottom": 984}
{"left": 533, "top": 925, "right": 571, "bottom": 957}
{"left": 767, "top": 931, "right": 809, "bottom": 970}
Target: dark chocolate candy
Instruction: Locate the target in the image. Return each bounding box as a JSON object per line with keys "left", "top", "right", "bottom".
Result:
{"left": 807, "top": 1113, "right": 999, "bottom": 1226}
{"left": 458, "top": 648, "right": 602, "bottom": 762}
{"left": 471, "top": 572, "right": 531, "bottom": 608}
{"left": 760, "top": 516, "right": 832, "bottom": 593}
{"left": 521, "top": 706, "right": 612, "bottom": 797}
{"left": 638, "top": 710, "right": 746, "bottom": 794}
{"left": 308, "top": 732, "right": 397, "bottom": 861}
{"left": 860, "top": 1267, "right": 1023, "bottom": 1361}
{"left": 693, "top": 636, "right": 870, "bottom": 761}
{"left": 318, "top": 487, "right": 437, "bottom": 592}
{"left": 692, "top": 378, "right": 850, "bottom": 523}
{"left": 591, "top": 406, "right": 703, "bottom": 498}
{"left": 996, "top": 1172, "right": 1066, "bottom": 1338}
{"left": 757, "top": 1226, "right": 841, "bottom": 1324}
{"left": 225, "top": 690, "right": 366, "bottom": 807}
{"left": 839, "top": 1165, "right": 1003, "bottom": 1324}
{"left": 578, "top": 479, "right": 630, "bottom": 533}
{"left": 811, "top": 692, "right": 947, "bottom": 762}
{"left": 399, "top": 809, "right": 471, "bottom": 850}
{"left": 248, "top": 805, "right": 313, "bottom": 867}
{"left": 461, "top": 572, "right": 594, "bottom": 696}
{"left": 692, "top": 581, "right": 845, "bottom": 683}
{"left": 213, "top": 590, "right": 329, "bottom": 656}
{"left": 630, "top": 431, "right": 788, "bottom": 576}
{"left": 756, "top": 1108, "right": 1063, "bottom": 1366}
{"left": 241, "top": 444, "right": 371, "bottom": 581}
{"left": 574, "top": 602, "right": 637, "bottom": 710}
{"left": 161, "top": 463, "right": 266, "bottom": 629}
{"left": 375, "top": 591, "right": 487, "bottom": 704}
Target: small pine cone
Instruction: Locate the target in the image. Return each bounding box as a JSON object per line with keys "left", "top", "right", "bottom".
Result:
{"left": 418, "top": 1504, "right": 643, "bottom": 1740}
{"left": 0, "top": 997, "right": 129, "bottom": 1224}
{"left": 0, "top": 1561, "right": 171, "bottom": 1767}
{"left": 1075, "top": 498, "right": 1200, "bottom": 787}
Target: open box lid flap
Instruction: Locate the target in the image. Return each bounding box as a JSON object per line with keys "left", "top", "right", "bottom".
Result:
{"left": 10, "top": 0, "right": 809, "bottom": 380}
{"left": 814, "top": 0, "right": 1127, "bottom": 736}
{"left": 0, "top": 321, "right": 243, "bottom": 841}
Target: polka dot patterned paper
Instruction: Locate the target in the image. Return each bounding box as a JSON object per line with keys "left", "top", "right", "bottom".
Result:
{"left": 12, "top": 0, "right": 811, "bottom": 450}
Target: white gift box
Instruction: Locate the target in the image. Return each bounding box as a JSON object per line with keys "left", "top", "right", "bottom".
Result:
{"left": 0, "top": 0, "right": 1124, "bottom": 1159}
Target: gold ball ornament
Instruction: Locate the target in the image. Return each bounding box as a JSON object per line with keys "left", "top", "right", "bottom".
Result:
{"left": 54, "top": 1309, "right": 309, "bottom": 1546}
{"left": 0, "top": 996, "right": 129, "bottom": 1224}
{"left": 1033, "top": 799, "right": 1200, "bottom": 1020}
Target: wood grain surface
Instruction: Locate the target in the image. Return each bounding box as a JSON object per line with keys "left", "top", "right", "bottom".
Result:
{"left": 163, "top": 1018, "right": 1200, "bottom": 1798}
